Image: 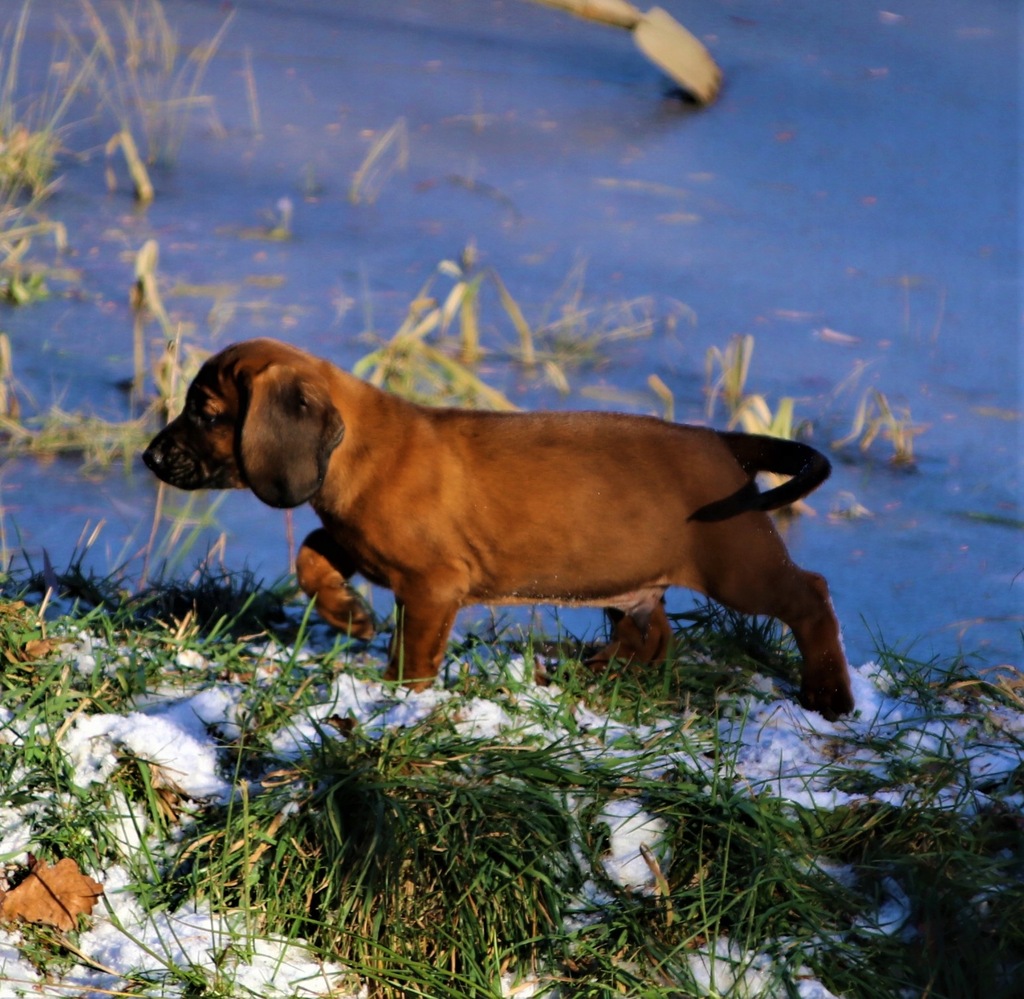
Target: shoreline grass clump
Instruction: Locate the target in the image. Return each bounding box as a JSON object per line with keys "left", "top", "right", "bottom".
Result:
{"left": 0, "top": 3, "right": 80, "bottom": 303}
{"left": 0, "top": 237, "right": 211, "bottom": 469}
{"left": 1, "top": 565, "right": 1021, "bottom": 997}
{"left": 354, "top": 249, "right": 656, "bottom": 409}
{"left": 1, "top": 4, "right": 85, "bottom": 203}
{"left": 833, "top": 386, "right": 927, "bottom": 467}
{"left": 71, "top": 0, "right": 233, "bottom": 200}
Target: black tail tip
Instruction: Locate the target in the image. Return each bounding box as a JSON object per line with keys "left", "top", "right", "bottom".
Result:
{"left": 687, "top": 480, "right": 762, "bottom": 523}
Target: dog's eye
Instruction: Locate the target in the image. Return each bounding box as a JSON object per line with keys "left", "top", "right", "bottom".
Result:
{"left": 192, "top": 407, "right": 226, "bottom": 429}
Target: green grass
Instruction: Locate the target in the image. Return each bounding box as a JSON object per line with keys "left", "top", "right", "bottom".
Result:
{"left": 1, "top": 566, "right": 1021, "bottom": 998}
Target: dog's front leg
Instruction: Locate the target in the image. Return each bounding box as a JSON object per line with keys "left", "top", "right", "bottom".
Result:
{"left": 383, "top": 593, "right": 460, "bottom": 690}
{"left": 295, "top": 529, "right": 375, "bottom": 640}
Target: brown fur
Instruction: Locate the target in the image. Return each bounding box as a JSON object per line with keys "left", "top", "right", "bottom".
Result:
{"left": 143, "top": 338, "right": 854, "bottom": 718}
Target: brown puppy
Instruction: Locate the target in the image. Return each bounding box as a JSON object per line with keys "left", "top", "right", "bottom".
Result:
{"left": 143, "top": 338, "right": 854, "bottom": 718}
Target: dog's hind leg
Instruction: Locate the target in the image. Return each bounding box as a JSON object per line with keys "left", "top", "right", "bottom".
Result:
{"left": 697, "top": 541, "right": 853, "bottom": 719}
{"left": 779, "top": 569, "right": 854, "bottom": 719}
{"left": 295, "top": 528, "right": 376, "bottom": 640}
{"left": 589, "top": 593, "right": 672, "bottom": 671}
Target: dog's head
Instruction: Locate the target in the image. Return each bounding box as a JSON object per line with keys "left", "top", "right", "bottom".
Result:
{"left": 143, "top": 339, "right": 345, "bottom": 508}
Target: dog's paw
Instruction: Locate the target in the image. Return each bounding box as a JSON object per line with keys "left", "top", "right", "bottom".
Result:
{"left": 800, "top": 680, "right": 855, "bottom": 721}
{"left": 313, "top": 603, "right": 375, "bottom": 640}
{"left": 307, "top": 588, "right": 375, "bottom": 640}
{"left": 343, "top": 614, "right": 377, "bottom": 641}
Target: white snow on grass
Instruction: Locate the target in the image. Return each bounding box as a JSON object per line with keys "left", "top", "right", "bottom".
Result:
{"left": 687, "top": 938, "right": 844, "bottom": 999}
{"left": 62, "top": 689, "right": 237, "bottom": 801}
{"left": 593, "top": 796, "right": 670, "bottom": 891}
{"left": 1, "top": 624, "right": 1022, "bottom": 998}
{"left": 717, "top": 660, "right": 1024, "bottom": 815}
{"left": 57, "top": 867, "right": 353, "bottom": 999}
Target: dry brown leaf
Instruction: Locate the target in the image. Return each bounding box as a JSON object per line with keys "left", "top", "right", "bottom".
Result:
{"left": 152, "top": 788, "right": 180, "bottom": 823}
{"left": 22, "top": 638, "right": 62, "bottom": 660}
{"left": 0, "top": 600, "right": 29, "bottom": 621}
{"left": 3, "top": 636, "right": 62, "bottom": 665}
{"left": 0, "top": 856, "right": 104, "bottom": 932}
{"left": 147, "top": 762, "right": 191, "bottom": 823}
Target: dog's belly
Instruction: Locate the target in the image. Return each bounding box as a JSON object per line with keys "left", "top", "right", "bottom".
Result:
{"left": 470, "top": 584, "right": 668, "bottom": 615}
{"left": 457, "top": 502, "right": 701, "bottom": 607}
{"left": 464, "top": 546, "right": 676, "bottom": 609}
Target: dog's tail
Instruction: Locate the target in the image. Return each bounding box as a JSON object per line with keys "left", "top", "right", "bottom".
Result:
{"left": 688, "top": 432, "right": 831, "bottom": 523}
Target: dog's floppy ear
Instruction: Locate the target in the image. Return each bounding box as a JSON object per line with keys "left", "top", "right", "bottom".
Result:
{"left": 238, "top": 364, "right": 344, "bottom": 508}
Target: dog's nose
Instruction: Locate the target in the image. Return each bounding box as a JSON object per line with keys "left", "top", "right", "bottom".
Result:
{"left": 142, "top": 442, "right": 163, "bottom": 472}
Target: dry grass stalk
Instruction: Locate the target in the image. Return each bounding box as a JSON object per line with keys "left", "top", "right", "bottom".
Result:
{"left": 647, "top": 373, "right": 674, "bottom": 422}
{"left": 833, "top": 388, "right": 926, "bottom": 466}
{"left": 349, "top": 118, "right": 408, "bottom": 205}
{"left": 0, "top": 332, "right": 18, "bottom": 419}
{"left": 105, "top": 127, "right": 154, "bottom": 203}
